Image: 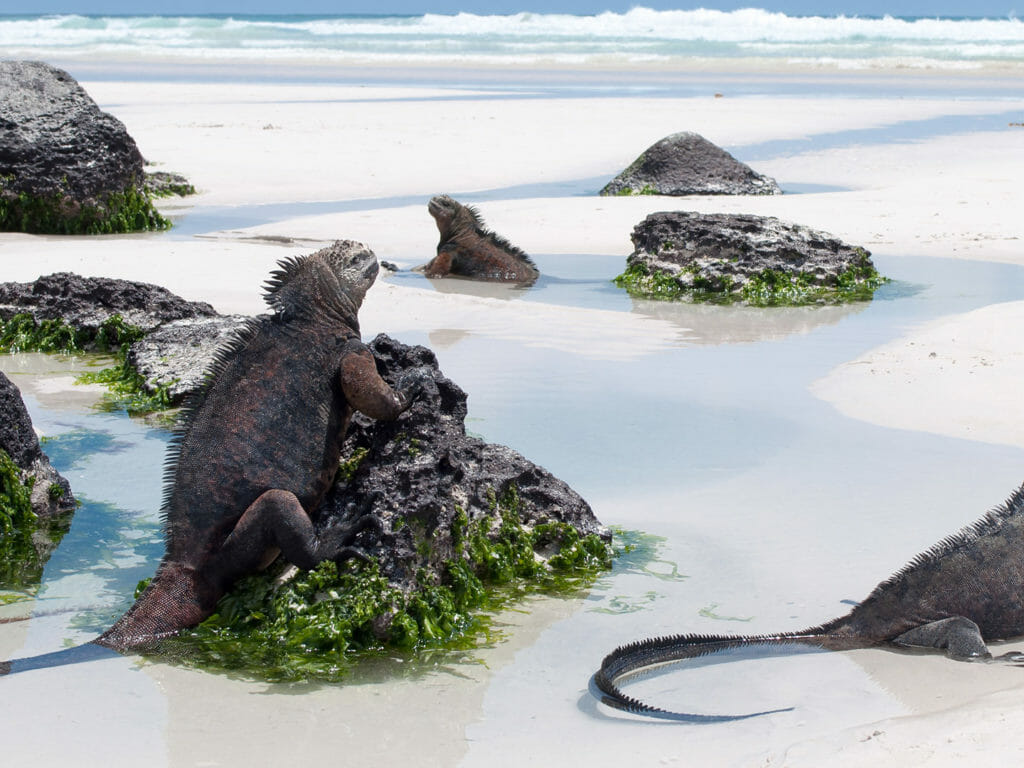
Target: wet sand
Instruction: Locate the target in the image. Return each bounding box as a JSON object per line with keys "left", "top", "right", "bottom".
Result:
{"left": 2, "top": 63, "right": 1024, "bottom": 766}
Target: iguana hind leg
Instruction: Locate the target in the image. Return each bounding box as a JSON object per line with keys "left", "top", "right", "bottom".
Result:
{"left": 211, "top": 489, "right": 378, "bottom": 585}
{"left": 891, "top": 616, "right": 990, "bottom": 660}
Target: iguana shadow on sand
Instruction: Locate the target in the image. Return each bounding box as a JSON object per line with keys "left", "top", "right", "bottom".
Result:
{"left": 1, "top": 240, "right": 427, "bottom": 674}
{"left": 592, "top": 483, "right": 1024, "bottom": 722}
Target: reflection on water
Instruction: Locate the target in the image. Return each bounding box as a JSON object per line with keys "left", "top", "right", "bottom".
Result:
{"left": 0, "top": 354, "right": 168, "bottom": 649}
{"left": 386, "top": 252, "right": 631, "bottom": 311}
{"left": 387, "top": 251, "right": 899, "bottom": 345}
{"left": 629, "top": 294, "right": 868, "bottom": 345}
{"left": 2, "top": 251, "right": 1024, "bottom": 766}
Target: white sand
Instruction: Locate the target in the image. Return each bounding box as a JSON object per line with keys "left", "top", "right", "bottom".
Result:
{"left": 2, "top": 67, "right": 1024, "bottom": 766}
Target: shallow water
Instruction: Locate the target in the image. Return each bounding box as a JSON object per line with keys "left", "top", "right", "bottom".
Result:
{"left": 2, "top": 245, "right": 1024, "bottom": 764}
{"left": 4, "top": 70, "right": 1024, "bottom": 763}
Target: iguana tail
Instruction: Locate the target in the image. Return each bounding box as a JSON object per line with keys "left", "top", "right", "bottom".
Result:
{"left": 591, "top": 629, "right": 849, "bottom": 722}
{"left": 2, "top": 563, "right": 210, "bottom": 676}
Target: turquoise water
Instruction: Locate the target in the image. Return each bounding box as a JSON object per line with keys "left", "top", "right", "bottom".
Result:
{"left": 5, "top": 251, "right": 1023, "bottom": 650}
{"left": 3, "top": 10, "right": 1024, "bottom": 69}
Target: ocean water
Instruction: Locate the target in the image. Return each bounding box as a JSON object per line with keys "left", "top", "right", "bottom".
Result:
{"left": 1, "top": 8, "right": 1023, "bottom": 71}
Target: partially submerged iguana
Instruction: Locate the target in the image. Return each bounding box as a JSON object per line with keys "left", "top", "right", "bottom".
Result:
{"left": 420, "top": 195, "right": 538, "bottom": 284}
{"left": 593, "top": 482, "right": 1024, "bottom": 722}
{"left": 2, "top": 240, "right": 425, "bottom": 670}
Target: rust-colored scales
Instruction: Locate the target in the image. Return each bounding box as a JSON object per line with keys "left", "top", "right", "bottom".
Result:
{"left": 98, "top": 240, "right": 426, "bottom": 650}
{"left": 420, "top": 195, "right": 538, "bottom": 284}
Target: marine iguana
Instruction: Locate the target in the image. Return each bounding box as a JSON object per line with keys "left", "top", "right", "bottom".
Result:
{"left": 420, "top": 195, "right": 539, "bottom": 284}
{"left": 593, "top": 482, "right": 1024, "bottom": 722}
{"left": 1, "top": 240, "right": 425, "bottom": 670}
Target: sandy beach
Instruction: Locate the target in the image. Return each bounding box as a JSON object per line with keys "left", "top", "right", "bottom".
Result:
{"left": 2, "top": 58, "right": 1024, "bottom": 766}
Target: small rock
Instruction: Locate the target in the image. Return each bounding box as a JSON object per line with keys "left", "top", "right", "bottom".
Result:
{"left": 617, "top": 211, "right": 883, "bottom": 306}
{"left": 600, "top": 132, "right": 781, "bottom": 197}
{"left": 320, "top": 334, "right": 607, "bottom": 593}
{"left": 0, "top": 272, "right": 218, "bottom": 340}
{"left": 128, "top": 315, "right": 250, "bottom": 402}
{"left": 0, "top": 61, "right": 168, "bottom": 234}
{"left": 0, "top": 371, "right": 75, "bottom": 520}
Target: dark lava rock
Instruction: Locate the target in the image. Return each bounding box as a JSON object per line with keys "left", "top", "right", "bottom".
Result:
{"left": 319, "top": 334, "right": 607, "bottom": 593}
{"left": 0, "top": 61, "right": 167, "bottom": 234}
{"left": 0, "top": 371, "right": 75, "bottom": 520}
{"left": 0, "top": 371, "right": 75, "bottom": 586}
{"left": 600, "top": 132, "right": 781, "bottom": 197}
{"left": 0, "top": 272, "right": 218, "bottom": 340}
{"left": 619, "top": 211, "right": 882, "bottom": 305}
{"left": 128, "top": 314, "right": 250, "bottom": 402}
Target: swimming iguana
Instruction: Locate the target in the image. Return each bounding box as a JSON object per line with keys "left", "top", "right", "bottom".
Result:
{"left": 593, "top": 482, "right": 1024, "bottom": 721}
{"left": 420, "top": 195, "right": 538, "bottom": 284}
{"left": 2, "top": 240, "right": 425, "bottom": 669}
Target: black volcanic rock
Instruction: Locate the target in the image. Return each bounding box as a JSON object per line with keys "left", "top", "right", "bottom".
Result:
{"left": 601, "top": 132, "right": 780, "bottom": 197}
{"left": 0, "top": 371, "right": 76, "bottom": 586}
{"left": 619, "top": 211, "right": 883, "bottom": 305}
{"left": 0, "top": 371, "right": 75, "bottom": 521}
{"left": 0, "top": 60, "right": 169, "bottom": 233}
{"left": 0, "top": 272, "right": 218, "bottom": 340}
{"left": 319, "top": 334, "right": 607, "bottom": 592}
{"left": 128, "top": 315, "right": 250, "bottom": 403}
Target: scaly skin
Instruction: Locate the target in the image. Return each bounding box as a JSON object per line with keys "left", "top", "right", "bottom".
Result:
{"left": 96, "top": 240, "right": 428, "bottom": 650}
{"left": 593, "top": 483, "right": 1024, "bottom": 721}
{"left": 421, "top": 195, "right": 538, "bottom": 284}
{"left": 2, "top": 241, "right": 424, "bottom": 665}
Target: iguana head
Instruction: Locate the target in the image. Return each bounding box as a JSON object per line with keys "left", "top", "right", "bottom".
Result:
{"left": 264, "top": 240, "right": 378, "bottom": 325}
{"left": 428, "top": 194, "right": 483, "bottom": 239}
{"left": 428, "top": 195, "right": 458, "bottom": 233}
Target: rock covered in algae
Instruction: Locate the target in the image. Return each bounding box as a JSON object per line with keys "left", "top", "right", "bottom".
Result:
{"left": 0, "top": 272, "right": 218, "bottom": 351}
{"left": 127, "top": 315, "right": 250, "bottom": 403}
{"left": 0, "top": 371, "right": 76, "bottom": 586}
{"left": 617, "top": 211, "right": 885, "bottom": 306}
{"left": 600, "top": 131, "right": 781, "bottom": 197}
{"left": 169, "top": 334, "right": 611, "bottom": 678}
{"left": 0, "top": 61, "right": 173, "bottom": 234}
{"left": 320, "top": 333, "right": 608, "bottom": 593}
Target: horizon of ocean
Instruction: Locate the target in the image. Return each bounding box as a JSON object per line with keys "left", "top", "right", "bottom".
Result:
{"left": 1, "top": 7, "right": 1023, "bottom": 73}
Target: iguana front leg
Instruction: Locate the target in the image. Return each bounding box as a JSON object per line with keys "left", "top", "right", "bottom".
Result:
{"left": 891, "top": 616, "right": 990, "bottom": 659}
{"left": 339, "top": 346, "right": 427, "bottom": 420}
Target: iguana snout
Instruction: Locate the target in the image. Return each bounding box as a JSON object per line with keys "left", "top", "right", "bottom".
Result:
{"left": 328, "top": 241, "right": 379, "bottom": 304}
{"left": 427, "top": 195, "right": 457, "bottom": 232}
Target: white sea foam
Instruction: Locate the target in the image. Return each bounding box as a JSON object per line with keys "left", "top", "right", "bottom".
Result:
{"left": 1, "top": 8, "right": 1022, "bottom": 69}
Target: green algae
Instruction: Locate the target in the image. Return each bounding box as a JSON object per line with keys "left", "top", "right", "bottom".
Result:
{"left": 0, "top": 182, "right": 169, "bottom": 235}
{"left": 0, "top": 312, "right": 145, "bottom": 355}
{"left": 0, "top": 448, "right": 38, "bottom": 588}
{"left": 0, "top": 314, "right": 175, "bottom": 415}
{"left": 613, "top": 184, "right": 659, "bottom": 196}
{"left": 0, "top": 448, "right": 72, "bottom": 589}
{"left": 76, "top": 356, "right": 174, "bottom": 416}
{"left": 614, "top": 253, "right": 888, "bottom": 307}
{"left": 157, "top": 485, "right": 615, "bottom": 683}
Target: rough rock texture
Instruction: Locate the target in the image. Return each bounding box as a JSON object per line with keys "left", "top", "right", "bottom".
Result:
{"left": 0, "top": 372, "right": 75, "bottom": 521}
{"left": 0, "top": 61, "right": 167, "bottom": 233}
{"left": 0, "top": 370, "right": 74, "bottom": 520}
{"left": 600, "top": 132, "right": 781, "bottom": 197}
{"left": 0, "top": 272, "right": 218, "bottom": 339}
{"left": 143, "top": 171, "right": 195, "bottom": 198}
{"left": 320, "top": 334, "right": 607, "bottom": 592}
{"left": 128, "top": 315, "right": 250, "bottom": 402}
{"left": 621, "top": 211, "right": 880, "bottom": 305}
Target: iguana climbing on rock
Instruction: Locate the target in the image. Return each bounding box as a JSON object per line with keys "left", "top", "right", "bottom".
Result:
{"left": 1, "top": 240, "right": 425, "bottom": 671}
{"left": 593, "top": 482, "right": 1024, "bottom": 722}
{"left": 420, "top": 195, "right": 538, "bottom": 284}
